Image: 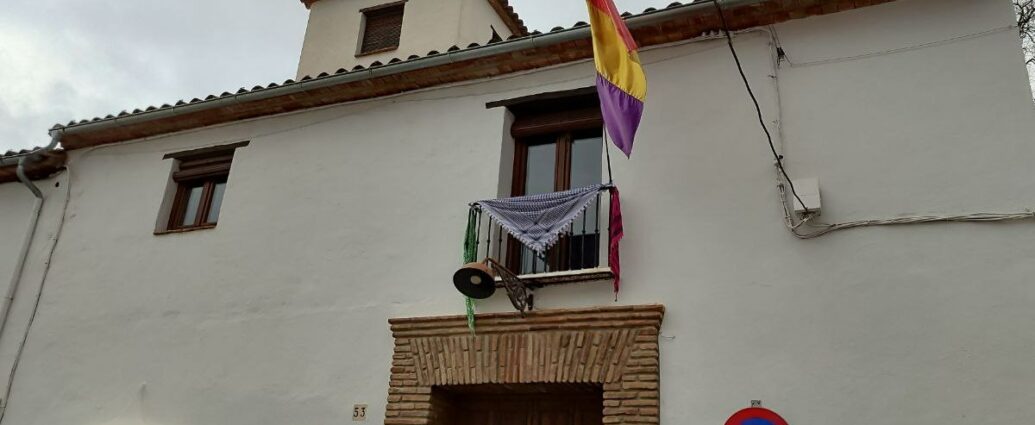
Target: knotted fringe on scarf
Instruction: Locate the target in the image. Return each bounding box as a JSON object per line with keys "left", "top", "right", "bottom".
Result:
{"left": 462, "top": 208, "right": 479, "bottom": 333}
{"left": 475, "top": 185, "right": 607, "bottom": 254}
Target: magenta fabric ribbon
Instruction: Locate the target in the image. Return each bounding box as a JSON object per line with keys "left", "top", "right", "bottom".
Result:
{"left": 608, "top": 186, "right": 624, "bottom": 295}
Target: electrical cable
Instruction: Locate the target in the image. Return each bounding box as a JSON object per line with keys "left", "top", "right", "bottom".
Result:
{"left": 711, "top": 0, "right": 810, "bottom": 214}
{"left": 782, "top": 25, "right": 1016, "bottom": 68}
{"left": 774, "top": 168, "right": 1034, "bottom": 239}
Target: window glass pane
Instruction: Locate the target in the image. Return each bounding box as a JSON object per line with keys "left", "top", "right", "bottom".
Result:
{"left": 571, "top": 136, "right": 602, "bottom": 188}
{"left": 524, "top": 143, "right": 556, "bottom": 195}
{"left": 570, "top": 136, "right": 602, "bottom": 236}
{"left": 206, "top": 182, "right": 227, "bottom": 223}
{"left": 520, "top": 142, "right": 557, "bottom": 274}
{"left": 181, "top": 185, "right": 204, "bottom": 226}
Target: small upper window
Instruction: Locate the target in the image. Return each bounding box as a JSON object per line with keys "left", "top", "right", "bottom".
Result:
{"left": 359, "top": 2, "right": 405, "bottom": 55}
{"left": 162, "top": 143, "right": 247, "bottom": 232}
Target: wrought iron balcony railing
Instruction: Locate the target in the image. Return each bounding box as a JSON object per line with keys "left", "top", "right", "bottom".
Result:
{"left": 466, "top": 188, "right": 615, "bottom": 286}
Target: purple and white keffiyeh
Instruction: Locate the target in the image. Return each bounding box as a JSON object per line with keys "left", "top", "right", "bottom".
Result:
{"left": 475, "top": 184, "right": 606, "bottom": 253}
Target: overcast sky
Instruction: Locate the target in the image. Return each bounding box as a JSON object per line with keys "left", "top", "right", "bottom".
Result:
{"left": 2, "top": 1, "right": 1034, "bottom": 153}
{"left": 0, "top": 0, "right": 681, "bottom": 152}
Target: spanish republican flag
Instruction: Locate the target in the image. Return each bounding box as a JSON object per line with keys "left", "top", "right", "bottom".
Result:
{"left": 586, "top": 0, "right": 646, "bottom": 157}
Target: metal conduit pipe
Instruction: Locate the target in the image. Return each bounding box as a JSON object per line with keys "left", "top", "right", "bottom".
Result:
{"left": 0, "top": 131, "right": 62, "bottom": 359}
{"left": 52, "top": 0, "right": 764, "bottom": 139}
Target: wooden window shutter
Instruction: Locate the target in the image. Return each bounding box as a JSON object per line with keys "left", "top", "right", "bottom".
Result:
{"left": 507, "top": 92, "right": 603, "bottom": 138}
{"left": 510, "top": 107, "right": 602, "bottom": 138}
{"left": 172, "top": 152, "right": 234, "bottom": 182}
{"left": 164, "top": 142, "right": 248, "bottom": 182}
{"left": 360, "top": 3, "right": 404, "bottom": 54}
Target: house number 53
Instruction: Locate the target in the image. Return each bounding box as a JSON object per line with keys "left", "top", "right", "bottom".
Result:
{"left": 353, "top": 404, "right": 367, "bottom": 421}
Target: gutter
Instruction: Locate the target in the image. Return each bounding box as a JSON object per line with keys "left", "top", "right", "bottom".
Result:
{"left": 54, "top": 0, "right": 764, "bottom": 140}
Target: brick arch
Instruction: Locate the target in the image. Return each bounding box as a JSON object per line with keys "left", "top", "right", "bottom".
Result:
{"left": 385, "top": 305, "right": 664, "bottom": 425}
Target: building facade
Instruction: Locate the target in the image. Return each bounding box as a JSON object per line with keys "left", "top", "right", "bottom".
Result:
{"left": 0, "top": 0, "right": 1033, "bottom": 424}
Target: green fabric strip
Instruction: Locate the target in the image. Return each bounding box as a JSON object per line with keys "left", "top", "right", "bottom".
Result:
{"left": 462, "top": 208, "right": 479, "bottom": 332}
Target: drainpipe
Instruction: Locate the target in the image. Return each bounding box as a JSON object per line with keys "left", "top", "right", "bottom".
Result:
{"left": 0, "top": 131, "right": 62, "bottom": 422}
{"left": 0, "top": 131, "right": 62, "bottom": 353}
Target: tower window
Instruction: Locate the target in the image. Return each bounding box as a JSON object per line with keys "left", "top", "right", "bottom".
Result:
{"left": 359, "top": 2, "right": 405, "bottom": 55}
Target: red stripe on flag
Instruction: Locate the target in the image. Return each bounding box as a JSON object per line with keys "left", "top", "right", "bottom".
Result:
{"left": 587, "top": 0, "right": 638, "bottom": 51}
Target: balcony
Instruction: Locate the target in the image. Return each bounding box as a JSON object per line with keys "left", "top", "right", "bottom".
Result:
{"left": 465, "top": 186, "right": 615, "bottom": 288}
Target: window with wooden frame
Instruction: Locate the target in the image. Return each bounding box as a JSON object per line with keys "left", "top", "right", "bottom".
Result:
{"left": 162, "top": 143, "right": 247, "bottom": 232}
{"left": 358, "top": 2, "right": 405, "bottom": 56}
{"left": 505, "top": 91, "right": 604, "bottom": 274}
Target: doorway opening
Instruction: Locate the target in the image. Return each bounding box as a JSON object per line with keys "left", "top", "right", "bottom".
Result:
{"left": 431, "top": 383, "right": 603, "bottom": 425}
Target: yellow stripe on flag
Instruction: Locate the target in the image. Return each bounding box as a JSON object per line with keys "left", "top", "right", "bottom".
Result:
{"left": 587, "top": 5, "right": 647, "bottom": 101}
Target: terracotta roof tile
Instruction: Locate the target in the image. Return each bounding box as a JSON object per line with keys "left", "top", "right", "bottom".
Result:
{"left": 2, "top": 147, "right": 40, "bottom": 157}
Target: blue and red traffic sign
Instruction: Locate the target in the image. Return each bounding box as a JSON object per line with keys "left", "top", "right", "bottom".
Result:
{"left": 725, "top": 408, "right": 789, "bottom": 425}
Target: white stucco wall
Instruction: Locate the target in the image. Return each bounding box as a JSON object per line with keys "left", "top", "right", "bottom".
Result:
{"left": 1, "top": 0, "right": 1034, "bottom": 424}
{"left": 297, "top": 0, "right": 512, "bottom": 78}
{"left": 0, "top": 184, "right": 36, "bottom": 292}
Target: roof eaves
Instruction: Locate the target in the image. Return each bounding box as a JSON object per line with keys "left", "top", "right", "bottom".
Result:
{"left": 0, "top": 150, "right": 68, "bottom": 184}
{"left": 1, "top": 147, "right": 43, "bottom": 159}
{"left": 54, "top": 0, "right": 898, "bottom": 149}
{"left": 50, "top": 19, "right": 593, "bottom": 137}
{"left": 53, "top": 1, "right": 703, "bottom": 137}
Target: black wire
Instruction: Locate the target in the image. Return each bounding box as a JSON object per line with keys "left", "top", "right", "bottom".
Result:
{"left": 712, "top": 0, "right": 810, "bottom": 214}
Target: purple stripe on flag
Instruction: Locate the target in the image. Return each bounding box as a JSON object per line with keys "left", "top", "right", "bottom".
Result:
{"left": 595, "top": 74, "right": 643, "bottom": 157}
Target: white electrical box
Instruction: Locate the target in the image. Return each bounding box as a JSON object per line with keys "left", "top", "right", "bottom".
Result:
{"left": 791, "top": 178, "right": 821, "bottom": 216}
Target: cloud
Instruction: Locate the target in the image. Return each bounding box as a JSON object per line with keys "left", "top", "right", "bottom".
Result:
{"left": 0, "top": 0, "right": 310, "bottom": 151}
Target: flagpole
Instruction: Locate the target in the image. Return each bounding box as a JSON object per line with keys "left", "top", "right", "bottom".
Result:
{"left": 603, "top": 126, "right": 614, "bottom": 185}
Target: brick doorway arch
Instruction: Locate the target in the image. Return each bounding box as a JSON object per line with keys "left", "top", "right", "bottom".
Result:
{"left": 384, "top": 305, "right": 664, "bottom": 425}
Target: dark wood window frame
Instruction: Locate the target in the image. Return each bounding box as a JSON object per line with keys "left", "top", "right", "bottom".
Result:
{"left": 161, "top": 142, "right": 247, "bottom": 233}
{"left": 358, "top": 1, "right": 406, "bottom": 56}
{"left": 503, "top": 92, "right": 604, "bottom": 273}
